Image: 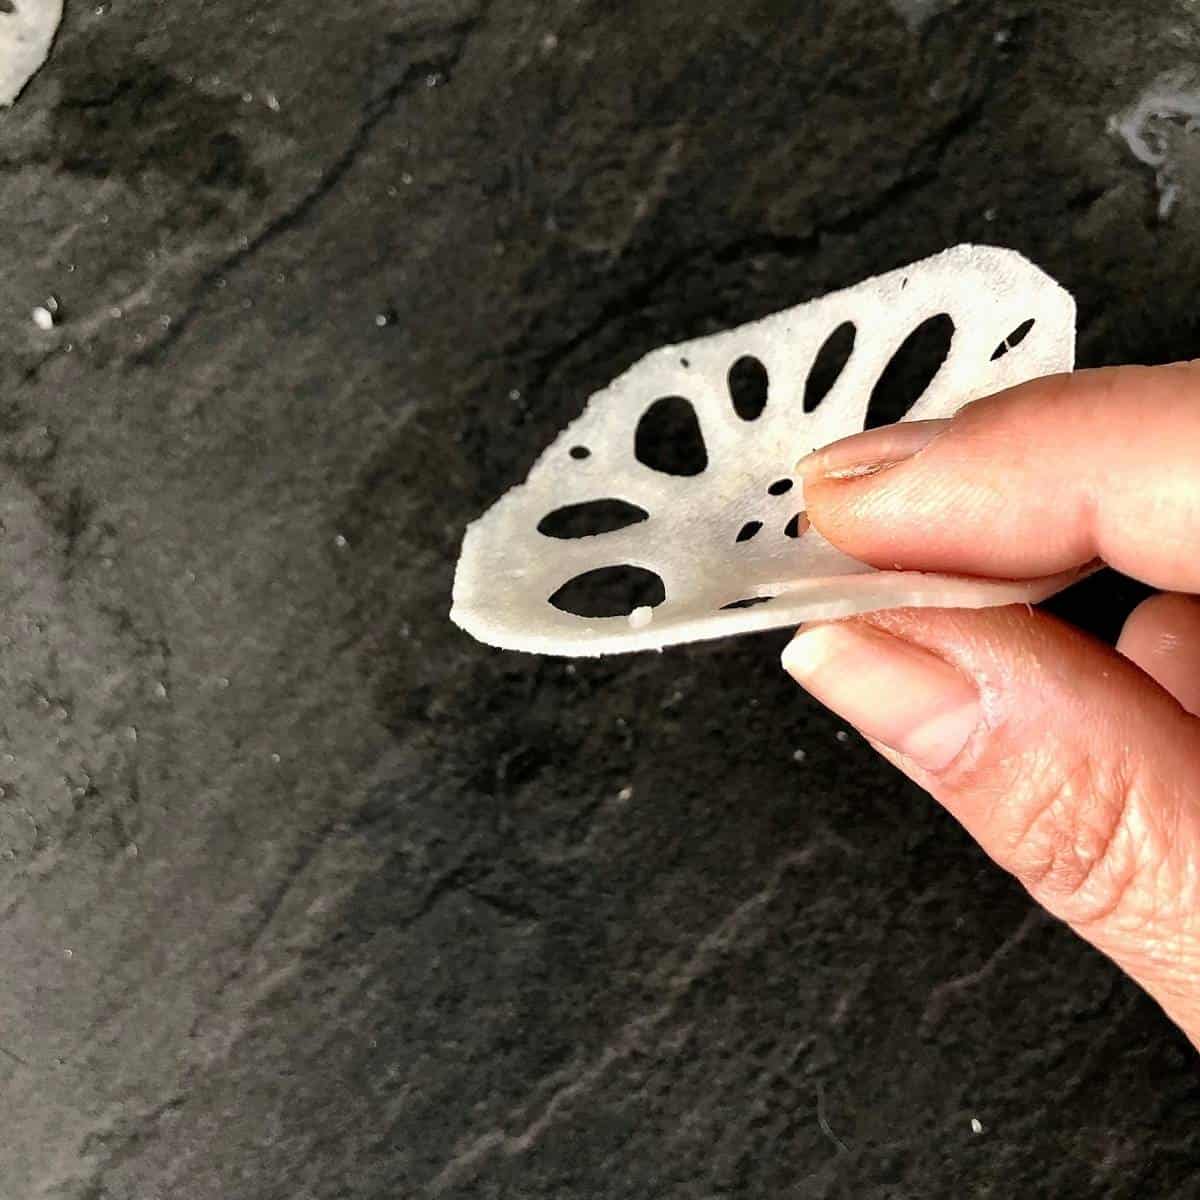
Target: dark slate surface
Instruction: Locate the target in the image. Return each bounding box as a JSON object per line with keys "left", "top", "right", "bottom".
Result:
{"left": 1, "top": 1, "right": 1199, "bottom": 1196}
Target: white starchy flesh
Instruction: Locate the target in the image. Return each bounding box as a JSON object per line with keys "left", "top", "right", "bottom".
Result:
{"left": 452, "top": 244, "right": 1078, "bottom": 656}
{"left": 0, "top": 0, "right": 62, "bottom": 107}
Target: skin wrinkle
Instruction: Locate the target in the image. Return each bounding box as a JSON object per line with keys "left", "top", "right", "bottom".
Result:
{"left": 854, "top": 609, "right": 1181, "bottom": 935}
{"left": 963, "top": 640, "right": 1192, "bottom": 1016}
{"left": 998, "top": 749, "right": 1097, "bottom": 897}
{"left": 1058, "top": 752, "right": 1150, "bottom": 932}
{"left": 1069, "top": 693, "right": 1194, "bottom": 934}
{"left": 976, "top": 733, "right": 1153, "bottom": 937}
{"left": 1124, "top": 758, "right": 1199, "bottom": 939}
{"left": 1116, "top": 852, "right": 1200, "bottom": 1015}
{"left": 1134, "top": 861, "right": 1192, "bottom": 945}
{"left": 974, "top": 739, "right": 1063, "bottom": 862}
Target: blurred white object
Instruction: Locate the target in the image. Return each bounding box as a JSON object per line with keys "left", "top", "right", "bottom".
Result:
{"left": 0, "top": 0, "right": 63, "bottom": 107}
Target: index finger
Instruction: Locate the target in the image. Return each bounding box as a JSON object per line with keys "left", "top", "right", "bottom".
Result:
{"left": 798, "top": 362, "right": 1200, "bottom": 593}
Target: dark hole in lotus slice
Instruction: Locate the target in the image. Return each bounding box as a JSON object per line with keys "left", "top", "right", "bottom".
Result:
{"left": 569, "top": 445, "right": 591, "bottom": 460}
{"left": 549, "top": 566, "right": 666, "bottom": 618}
{"left": 804, "top": 321, "right": 856, "bottom": 413}
{"left": 768, "top": 478, "right": 793, "bottom": 496}
{"left": 784, "top": 512, "right": 810, "bottom": 538}
{"left": 866, "top": 313, "right": 954, "bottom": 429}
{"left": 0, "top": 2, "right": 14, "bottom": 14}
{"left": 990, "top": 317, "right": 1036, "bottom": 360}
{"left": 736, "top": 520, "right": 763, "bottom": 543}
{"left": 537, "top": 499, "right": 649, "bottom": 539}
{"left": 1006, "top": 318, "right": 1035, "bottom": 348}
{"left": 720, "top": 595, "right": 774, "bottom": 610}
{"left": 728, "top": 355, "right": 768, "bottom": 421}
{"left": 635, "top": 396, "right": 707, "bottom": 476}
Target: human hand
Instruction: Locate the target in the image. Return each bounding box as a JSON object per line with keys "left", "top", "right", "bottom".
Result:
{"left": 783, "top": 363, "right": 1200, "bottom": 1047}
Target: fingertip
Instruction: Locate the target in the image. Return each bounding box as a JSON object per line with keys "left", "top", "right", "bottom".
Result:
{"left": 795, "top": 419, "right": 949, "bottom": 482}
{"left": 1118, "top": 592, "right": 1200, "bottom": 716}
{"left": 797, "top": 364, "right": 1200, "bottom": 591}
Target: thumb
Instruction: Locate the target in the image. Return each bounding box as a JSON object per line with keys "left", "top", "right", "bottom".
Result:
{"left": 782, "top": 605, "right": 1200, "bottom": 1046}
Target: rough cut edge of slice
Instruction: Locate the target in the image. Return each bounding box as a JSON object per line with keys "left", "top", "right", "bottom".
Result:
{"left": 0, "top": 0, "right": 64, "bottom": 107}
{"left": 452, "top": 563, "right": 1099, "bottom": 658}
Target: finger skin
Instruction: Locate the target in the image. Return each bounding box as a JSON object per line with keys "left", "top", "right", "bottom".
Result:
{"left": 803, "top": 363, "right": 1200, "bottom": 592}
{"left": 791, "top": 361, "right": 1200, "bottom": 1044}
{"left": 1118, "top": 593, "right": 1200, "bottom": 717}
{"left": 784, "top": 604, "right": 1200, "bottom": 1046}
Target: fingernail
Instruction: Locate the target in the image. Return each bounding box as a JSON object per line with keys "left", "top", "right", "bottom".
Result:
{"left": 781, "top": 621, "right": 980, "bottom": 772}
{"left": 796, "top": 418, "right": 949, "bottom": 481}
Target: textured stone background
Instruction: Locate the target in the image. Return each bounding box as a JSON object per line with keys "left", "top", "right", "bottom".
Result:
{"left": 1, "top": 1, "right": 1199, "bottom": 1196}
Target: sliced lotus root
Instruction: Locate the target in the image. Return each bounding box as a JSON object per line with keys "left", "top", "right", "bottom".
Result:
{"left": 452, "top": 244, "right": 1081, "bottom": 656}
{"left": 0, "top": 0, "right": 62, "bottom": 107}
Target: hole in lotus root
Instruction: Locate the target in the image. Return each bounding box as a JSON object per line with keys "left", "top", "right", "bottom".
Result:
{"left": 720, "top": 595, "right": 775, "bottom": 610}
{"left": 728, "top": 355, "right": 768, "bottom": 421}
{"left": 767, "top": 478, "right": 793, "bottom": 496}
{"left": 784, "top": 512, "right": 810, "bottom": 539}
{"left": 866, "top": 313, "right": 955, "bottom": 429}
{"left": 537, "top": 499, "right": 649, "bottom": 539}
{"left": 634, "top": 395, "right": 707, "bottom": 476}
{"left": 549, "top": 566, "right": 666, "bottom": 618}
{"left": 991, "top": 317, "right": 1036, "bottom": 360}
{"left": 735, "top": 520, "right": 763, "bottom": 543}
{"left": 804, "top": 321, "right": 856, "bottom": 413}
{"left": 569, "top": 445, "right": 591, "bottom": 460}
